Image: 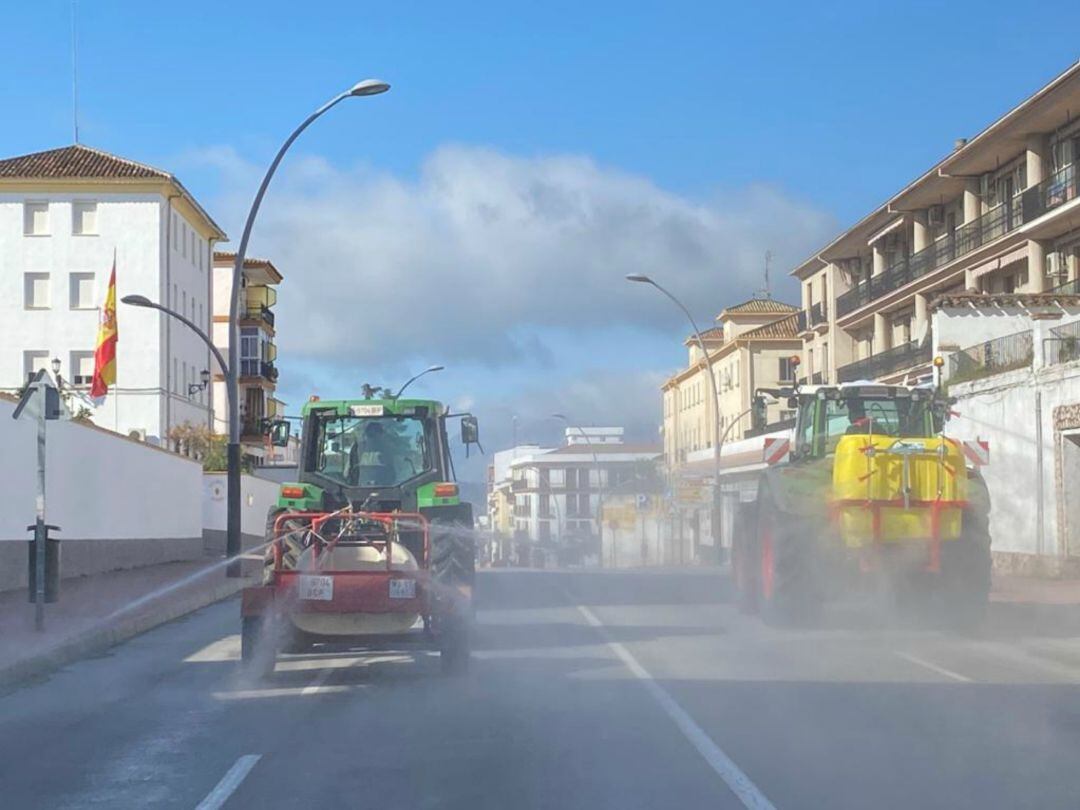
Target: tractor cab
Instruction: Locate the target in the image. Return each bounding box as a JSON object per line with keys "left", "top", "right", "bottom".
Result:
{"left": 274, "top": 398, "right": 479, "bottom": 516}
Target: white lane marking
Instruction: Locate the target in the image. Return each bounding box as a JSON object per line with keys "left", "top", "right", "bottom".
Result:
{"left": 213, "top": 686, "right": 350, "bottom": 701}
{"left": 576, "top": 604, "right": 777, "bottom": 810}
{"left": 894, "top": 652, "right": 972, "bottom": 683}
{"left": 194, "top": 754, "right": 261, "bottom": 810}
{"left": 300, "top": 665, "right": 337, "bottom": 696}
{"left": 184, "top": 635, "right": 241, "bottom": 663}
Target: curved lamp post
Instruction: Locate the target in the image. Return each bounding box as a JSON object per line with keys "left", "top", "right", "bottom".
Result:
{"left": 224, "top": 79, "right": 390, "bottom": 575}
{"left": 394, "top": 365, "right": 444, "bottom": 399}
{"left": 551, "top": 413, "right": 605, "bottom": 567}
{"left": 122, "top": 293, "right": 231, "bottom": 438}
{"left": 626, "top": 273, "right": 723, "bottom": 553}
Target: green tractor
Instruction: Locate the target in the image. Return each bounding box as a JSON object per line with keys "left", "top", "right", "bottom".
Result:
{"left": 241, "top": 396, "right": 481, "bottom": 674}
{"left": 733, "top": 382, "right": 992, "bottom": 630}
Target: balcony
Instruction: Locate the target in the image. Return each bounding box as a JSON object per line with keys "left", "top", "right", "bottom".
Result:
{"left": 949, "top": 329, "right": 1033, "bottom": 383}
{"left": 836, "top": 341, "right": 932, "bottom": 383}
{"left": 835, "top": 165, "right": 1080, "bottom": 319}
{"left": 240, "top": 359, "right": 279, "bottom": 382}
{"left": 241, "top": 304, "right": 275, "bottom": 329}
{"left": 809, "top": 301, "right": 828, "bottom": 329}
{"left": 811, "top": 371, "right": 824, "bottom": 384}
{"left": 795, "top": 309, "right": 808, "bottom": 333}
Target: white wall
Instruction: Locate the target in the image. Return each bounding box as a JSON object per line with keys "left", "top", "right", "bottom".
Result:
{"left": 202, "top": 472, "right": 281, "bottom": 539}
{"left": 950, "top": 360, "right": 1080, "bottom": 564}
{"left": 0, "top": 396, "right": 204, "bottom": 590}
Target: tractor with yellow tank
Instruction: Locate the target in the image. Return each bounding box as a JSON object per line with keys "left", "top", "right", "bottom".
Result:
{"left": 732, "top": 382, "right": 991, "bottom": 629}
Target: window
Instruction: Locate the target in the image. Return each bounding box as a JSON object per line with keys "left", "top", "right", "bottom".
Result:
{"left": 311, "top": 414, "right": 431, "bottom": 487}
{"left": 173, "top": 358, "right": 178, "bottom": 393}
{"left": 172, "top": 213, "right": 179, "bottom": 247}
{"left": 778, "top": 356, "right": 796, "bottom": 382}
{"left": 24, "top": 273, "right": 50, "bottom": 309}
{"left": 24, "top": 202, "right": 49, "bottom": 235}
{"left": 69, "top": 273, "right": 95, "bottom": 309}
{"left": 72, "top": 201, "right": 97, "bottom": 235}
{"left": 23, "top": 351, "right": 49, "bottom": 381}
{"left": 181, "top": 224, "right": 188, "bottom": 257}
{"left": 70, "top": 351, "right": 95, "bottom": 385}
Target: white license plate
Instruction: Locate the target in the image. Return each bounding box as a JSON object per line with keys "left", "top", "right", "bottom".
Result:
{"left": 389, "top": 578, "right": 416, "bottom": 599}
{"left": 298, "top": 575, "right": 334, "bottom": 601}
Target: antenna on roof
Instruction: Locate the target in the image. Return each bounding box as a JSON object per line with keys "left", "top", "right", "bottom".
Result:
{"left": 755, "top": 250, "right": 773, "bottom": 299}
{"left": 71, "top": 0, "right": 80, "bottom": 144}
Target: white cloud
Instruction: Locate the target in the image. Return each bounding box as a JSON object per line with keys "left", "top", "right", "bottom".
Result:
{"left": 197, "top": 145, "right": 836, "bottom": 370}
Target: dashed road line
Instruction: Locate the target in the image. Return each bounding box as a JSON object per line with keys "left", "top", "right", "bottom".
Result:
{"left": 894, "top": 651, "right": 973, "bottom": 683}
{"left": 194, "top": 754, "right": 261, "bottom": 810}
{"left": 576, "top": 603, "right": 777, "bottom": 810}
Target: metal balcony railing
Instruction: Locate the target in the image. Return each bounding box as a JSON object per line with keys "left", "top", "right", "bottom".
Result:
{"left": 811, "top": 371, "right": 824, "bottom": 384}
{"left": 836, "top": 341, "right": 932, "bottom": 382}
{"left": 833, "top": 166, "right": 1080, "bottom": 318}
{"left": 949, "top": 329, "right": 1033, "bottom": 382}
{"left": 809, "top": 301, "right": 827, "bottom": 327}
{"left": 240, "top": 360, "right": 278, "bottom": 381}
{"left": 795, "top": 309, "right": 808, "bottom": 332}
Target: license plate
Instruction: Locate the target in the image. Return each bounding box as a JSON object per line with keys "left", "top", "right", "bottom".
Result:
{"left": 389, "top": 578, "right": 416, "bottom": 599}
{"left": 298, "top": 575, "right": 334, "bottom": 601}
{"left": 350, "top": 404, "right": 385, "bottom": 417}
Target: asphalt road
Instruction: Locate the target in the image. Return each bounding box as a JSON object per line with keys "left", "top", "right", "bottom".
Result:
{"left": 3, "top": 568, "right": 1080, "bottom": 809}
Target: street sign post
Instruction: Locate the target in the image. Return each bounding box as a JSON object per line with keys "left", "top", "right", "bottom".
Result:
{"left": 14, "top": 370, "right": 69, "bottom": 631}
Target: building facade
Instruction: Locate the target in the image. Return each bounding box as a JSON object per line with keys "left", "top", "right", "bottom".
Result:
{"left": 508, "top": 428, "right": 660, "bottom": 562}
{"left": 661, "top": 299, "right": 801, "bottom": 470}
{"left": 790, "top": 62, "right": 1080, "bottom": 387}
{"left": 211, "top": 252, "right": 283, "bottom": 465}
{"left": 0, "top": 145, "right": 225, "bottom": 445}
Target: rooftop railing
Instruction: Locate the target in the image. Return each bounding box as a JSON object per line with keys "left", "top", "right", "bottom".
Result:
{"left": 949, "top": 329, "right": 1033, "bottom": 383}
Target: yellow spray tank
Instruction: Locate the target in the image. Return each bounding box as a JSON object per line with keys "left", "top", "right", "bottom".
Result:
{"left": 832, "top": 434, "right": 967, "bottom": 548}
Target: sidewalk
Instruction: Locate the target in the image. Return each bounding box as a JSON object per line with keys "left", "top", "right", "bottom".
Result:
{"left": 992, "top": 573, "right": 1080, "bottom": 605}
{"left": 0, "top": 555, "right": 255, "bottom": 689}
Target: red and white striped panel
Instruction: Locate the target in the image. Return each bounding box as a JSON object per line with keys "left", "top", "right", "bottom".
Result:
{"left": 961, "top": 439, "right": 990, "bottom": 466}
{"left": 763, "top": 437, "right": 791, "bottom": 466}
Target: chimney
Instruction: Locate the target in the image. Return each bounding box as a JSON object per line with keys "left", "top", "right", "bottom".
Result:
{"left": 954, "top": 137, "right": 968, "bottom": 151}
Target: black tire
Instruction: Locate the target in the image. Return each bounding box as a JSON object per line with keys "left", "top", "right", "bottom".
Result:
{"left": 940, "top": 482, "right": 992, "bottom": 633}
{"left": 240, "top": 615, "right": 277, "bottom": 678}
{"left": 263, "top": 508, "right": 310, "bottom": 584}
{"left": 732, "top": 516, "right": 760, "bottom": 615}
{"left": 439, "top": 616, "right": 470, "bottom": 675}
{"left": 756, "top": 485, "right": 820, "bottom": 627}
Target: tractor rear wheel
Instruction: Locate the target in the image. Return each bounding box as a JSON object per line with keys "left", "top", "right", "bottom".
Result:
{"left": 240, "top": 615, "right": 277, "bottom": 678}
{"left": 263, "top": 508, "right": 310, "bottom": 584}
{"left": 732, "top": 521, "right": 760, "bottom": 614}
{"left": 756, "top": 486, "right": 820, "bottom": 627}
{"left": 940, "top": 496, "right": 992, "bottom": 633}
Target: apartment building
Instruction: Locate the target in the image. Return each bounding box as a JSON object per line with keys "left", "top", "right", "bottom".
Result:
{"left": 211, "top": 252, "right": 283, "bottom": 465}
{"left": 0, "top": 144, "right": 226, "bottom": 444}
{"left": 508, "top": 428, "right": 660, "bottom": 553}
{"left": 791, "top": 62, "right": 1080, "bottom": 385}
{"left": 661, "top": 298, "right": 801, "bottom": 470}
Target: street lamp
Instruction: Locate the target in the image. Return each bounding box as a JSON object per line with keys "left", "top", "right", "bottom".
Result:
{"left": 394, "top": 365, "right": 444, "bottom": 399}
{"left": 188, "top": 368, "right": 211, "bottom": 396}
{"left": 551, "top": 413, "right": 605, "bottom": 567}
{"left": 225, "top": 78, "right": 390, "bottom": 576}
{"left": 626, "top": 273, "right": 723, "bottom": 555}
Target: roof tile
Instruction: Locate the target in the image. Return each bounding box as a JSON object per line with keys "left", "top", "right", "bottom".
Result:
{"left": 0, "top": 144, "right": 170, "bottom": 180}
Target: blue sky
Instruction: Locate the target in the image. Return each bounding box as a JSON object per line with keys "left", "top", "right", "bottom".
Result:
{"left": 3, "top": 1, "right": 1078, "bottom": 478}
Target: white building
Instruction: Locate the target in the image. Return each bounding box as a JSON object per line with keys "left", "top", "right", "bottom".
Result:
{"left": 0, "top": 144, "right": 226, "bottom": 445}
{"left": 211, "top": 252, "right": 283, "bottom": 465}
{"left": 509, "top": 428, "right": 661, "bottom": 557}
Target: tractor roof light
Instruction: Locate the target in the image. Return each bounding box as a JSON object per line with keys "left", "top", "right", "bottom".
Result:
{"left": 309, "top": 395, "right": 320, "bottom": 402}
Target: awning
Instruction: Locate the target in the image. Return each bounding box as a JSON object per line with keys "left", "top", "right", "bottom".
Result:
{"left": 866, "top": 217, "right": 907, "bottom": 246}
{"left": 971, "top": 245, "right": 1029, "bottom": 280}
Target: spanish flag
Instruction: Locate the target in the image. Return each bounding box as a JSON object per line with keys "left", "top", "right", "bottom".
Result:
{"left": 90, "top": 256, "right": 118, "bottom": 402}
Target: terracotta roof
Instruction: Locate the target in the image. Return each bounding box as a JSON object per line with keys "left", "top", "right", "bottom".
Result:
{"left": 0, "top": 144, "right": 171, "bottom": 179}
{"left": 740, "top": 311, "right": 801, "bottom": 339}
{"left": 213, "top": 251, "right": 283, "bottom": 283}
{"left": 721, "top": 298, "right": 799, "bottom": 316}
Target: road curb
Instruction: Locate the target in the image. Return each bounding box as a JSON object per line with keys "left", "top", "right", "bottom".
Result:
{"left": 0, "top": 575, "right": 251, "bottom": 691}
